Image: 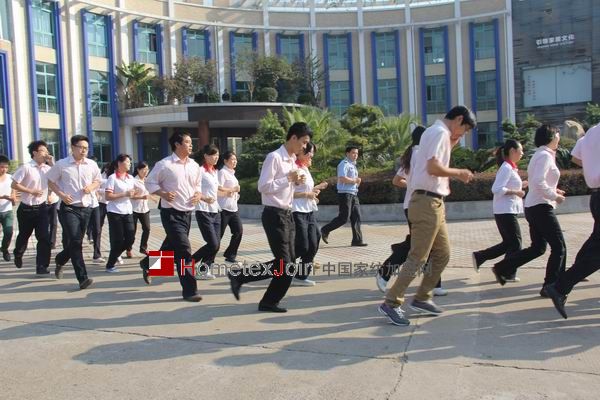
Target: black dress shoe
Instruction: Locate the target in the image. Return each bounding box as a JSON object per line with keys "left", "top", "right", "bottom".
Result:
{"left": 36, "top": 267, "right": 50, "bottom": 276}
{"left": 491, "top": 266, "right": 507, "bottom": 286}
{"left": 539, "top": 287, "right": 549, "bottom": 298}
{"left": 183, "top": 294, "right": 203, "bottom": 302}
{"left": 351, "top": 242, "right": 368, "bottom": 247}
{"left": 55, "top": 264, "right": 64, "bottom": 279}
{"left": 14, "top": 256, "right": 22, "bottom": 269}
{"left": 321, "top": 231, "right": 329, "bottom": 244}
{"left": 545, "top": 284, "right": 568, "bottom": 319}
{"left": 142, "top": 269, "right": 152, "bottom": 285}
{"left": 79, "top": 278, "right": 94, "bottom": 290}
{"left": 224, "top": 257, "right": 238, "bottom": 263}
{"left": 258, "top": 302, "right": 287, "bottom": 313}
{"left": 228, "top": 272, "right": 242, "bottom": 300}
{"left": 2, "top": 250, "right": 11, "bottom": 262}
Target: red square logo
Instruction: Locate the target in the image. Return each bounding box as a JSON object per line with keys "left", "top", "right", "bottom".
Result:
{"left": 148, "top": 251, "right": 175, "bottom": 276}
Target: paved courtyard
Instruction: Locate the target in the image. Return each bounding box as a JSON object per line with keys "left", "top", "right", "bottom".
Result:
{"left": 1, "top": 211, "right": 599, "bottom": 399}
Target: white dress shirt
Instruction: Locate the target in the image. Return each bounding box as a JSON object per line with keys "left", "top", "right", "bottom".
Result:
{"left": 491, "top": 161, "right": 524, "bottom": 215}
{"left": 572, "top": 124, "right": 600, "bottom": 189}
{"left": 524, "top": 146, "right": 561, "bottom": 209}
{"left": 196, "top": 165, "right": 220, "bottom": 213}
{"left": 397, "top": 146, "right": 420, "bottom": 210}
{"left": 105, "top": 173, "right": 135, "bottom": 215}
{"left": 0, "top": 174, "right": 13, "bottom": 212}
{"left": 258, "top": 145, "right": 296, "bottom": 210}
{"left": 145, "top": 153, "right": 202, "bottom": 212}
{"left": 12, "top": 160, "right": 51, "bottom": 206}
{"left": 409, "top": 120, "right": 452, "bottom": 197}
{"left": 46, "top": 155, "right": 101, "bottom": 207}
{"left": 131, "top": 177, "right": 150, "bottom": 214}
{"left": 217, "top": 166, "right": 240, "bottom": 212}
{"left": 292, "top": 165, "right": 318, "bottom": 213}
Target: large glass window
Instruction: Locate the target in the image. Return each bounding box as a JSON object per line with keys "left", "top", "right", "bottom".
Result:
{"left": 523, "top": 62, "right": 592, "bottom": 107}
{"left": 475, "top": 70, "right": 497, "bottom": 111}
{"left": 279, "top": 35, "right": 301, "bottom": 64}
{"left": 32, "top": 0, "right": 54, "bottom": 48}
{"left": 425, "top": 75, "right": 446, "bottom": 114}
{"left": 0, "top": 0, "right": 11, "bottom": 41}
{"left": 375, "top": 32, "right": 395, "bottom": 69}
{"left": 377, "top": 79, "right": 398, "bottom": 116}
{"left": 187, "top": 29, "right": 207, "bottom": 60}
{"left": 327, "top": 35, "right": 349, "bottom": 70}
{"left": 233, "top": 33, "right": 254, "bottom": 94}
{"left": 476, "top": 121, "right": 499, "bottom": 149}
{"left": 138, "top": 23, "right": 158, "bottom": 64}
{"left": 36, "top": 62, "right": 58, "bottom": 114}
{"left": 423, "top": 28, "right": 445, "bottom": 65}
{"left": 142, "top": 132, "right": 161, "bottom": 166}
{"left": 86, "top": 13, "right": 107, "bottom": 58}
{"left": 40, "top": 129, "right": 60, "bottom": 158}
{"left": 330, "top": 81, "right": 351, "bottom": 116}
{"left": 227, "top": 137, "right": 244, "bottom": 156}
{"left": 93, "top": 131, "right": 112, "bottom": 166}
{"left": 473, "top": 22, "right": 495, "bottom": 60}
{"left": 89, "top": 70, "right": 110, "bottom": 117}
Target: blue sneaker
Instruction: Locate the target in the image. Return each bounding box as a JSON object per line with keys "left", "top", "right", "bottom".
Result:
{"left": 106, "top": 266, "right": 119, "bottom": 273}
{"left": 378, "top": 302, "right": 410, "bottom": 326}
{"left": 410, "top": 299, "right": 443, "bottom": 316}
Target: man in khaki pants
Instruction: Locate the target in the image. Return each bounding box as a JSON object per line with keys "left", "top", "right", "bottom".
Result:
{"left": 378, "top": 106, "right": 476, "bottom": 326}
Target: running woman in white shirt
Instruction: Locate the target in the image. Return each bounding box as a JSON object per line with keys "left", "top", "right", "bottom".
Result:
{"left": 217, "top": 151, "right": 243, "bottom": 263}
{"left": 129, "top": 161, "right": 153, "bottom": 256}
{"left": 472, "top": 139, "right": 527, "bottom": 282}
{"left": 292, "top": 142, "right": 328, "bottom": 287}
{"left": 104, "top": 154, "right": 141, "bottom": 273}
{"left": 492, "top": 125, "right": 566, "bottom": 297}
{"left": 0, "top": 155, "right": 16, "bottom": 262}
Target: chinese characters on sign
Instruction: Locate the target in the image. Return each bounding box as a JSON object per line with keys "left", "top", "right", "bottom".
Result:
{"left": 536, "top": 34, "right": 575, "bottom": 49}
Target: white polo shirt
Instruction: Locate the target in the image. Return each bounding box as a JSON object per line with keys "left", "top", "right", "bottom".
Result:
{"left": 572, "top": 124, "right": 600, "bottom": 189}
{"left": 217, "top": 166, "right": 240, "bottom": 212}
{"left": 491, "top": 161, "right": 524, "bottom": 215}
{"left": 196, "top": 165, "right": 220, "bottom": 213}
{"left": 258, "top": 145, "right": 296, "bottom": 210}
{"left": 131, "top": 177, "right": 150, "bottom": 214}
{"left": 12, "top": 160, "right": 51, "bottom": 206}
{"left": 292, "top": 165, "right": 317, "bottom": 213}
{"left": 409, "top": 120, "right": 452, "bottom": 197}
{"left": 105, "top": 173, "right": 135, "bottom": 215}
{"left": 0, "top": 174, "right": 13, "bottom": 212}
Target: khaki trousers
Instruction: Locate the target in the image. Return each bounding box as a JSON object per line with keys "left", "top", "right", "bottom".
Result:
{"left": 385, "top": 192, "right": 450, "bottom": 307}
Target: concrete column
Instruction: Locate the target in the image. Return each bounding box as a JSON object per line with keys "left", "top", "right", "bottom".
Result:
{"left": 505, "top": 0, "right": 515, "bottom": 122}
{"left": 217, "top": 27, "right": 225, "bottom": 94}
{"left": 198, "top": 120, "right": 210, "bottom": 148}
{"left": 405, "top": 0, "right": 416, "bottom": 116}
{"left": 124, "top": 125, "right": 134, "bottom": 156}
{"left": 454, "top": 0, "right": 465, "bottom": 146}
{"left": 117, "top": 0, "right": 129, "bottom": 65}
{"left": 357, "top": 0, "right": 367, "bottom": 104}
{"left": 168, "top": 0, "right": 177, "bottom": 75}
{"left": 64, "top": 0, "right": 83, "bottom": 135}
{"left": 263, "top": 2, "right": 270, "bottom": 56}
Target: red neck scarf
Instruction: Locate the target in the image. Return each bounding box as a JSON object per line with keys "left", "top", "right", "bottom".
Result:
{"left": 506, "top": 160, "right": 518, "bottom": 170}
{"left": 203, "top": 163, "right": 216, "bottom": 173}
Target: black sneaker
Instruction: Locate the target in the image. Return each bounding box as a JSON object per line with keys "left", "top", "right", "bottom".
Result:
{"left": 491, "top": 266, "right": 507, "bottom": 286}
{"left": 545, "top": 283, "right": 568, "bottom": 319}
{"left": 36, "top": 267, "right": 50, "bottom": 276}
{"left": 228, "top": 271, "right": 242, "bottom": 301}
{"left": 14, "top": 256, "right": 22, "bottom": 269}
{"left": 79, "top": 278, "right": 93, "bottom": 290}
{"left": 321, "top": 230, "right": 329, "bottom": 244}
{"left": 472, "top": 252, "right": 483, "bottom": 272}
{"left": 55, "top": 264, "right": 64, "bottom": 280}
{"left": 539, "top": 287, "right": 549, "bottom": 298}
{"left": 2, "top": 250, "right": 10, "bottom": 262}
{"left": 258, "top": 302, "right": 287, "bottom": 313}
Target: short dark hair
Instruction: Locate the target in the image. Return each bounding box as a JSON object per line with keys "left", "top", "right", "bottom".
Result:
{"left": 286, "top": 122, "right": 313, "bottom": 141}
{"left": 445, "top": 105, "right": 477, "bottom": 129}
{"left": 169, "top": 132, "right": 191, "bottom": 152}
{"left": 133, "top": 161, "right": 149, "bottom": 177}
{"left": 346, "top": 145, "right": 359, "bottom": 154}
{"left": 28, "top": 140, "right": 48, "bottom": 158}
{"left": 0, "top": 155, "right": 9, "bottom": 165}
{"left": 70, "top": 135, "right": 89, "bottom": 146}
{"left": 534, "top": 125, "right": 559, "bottom": 147}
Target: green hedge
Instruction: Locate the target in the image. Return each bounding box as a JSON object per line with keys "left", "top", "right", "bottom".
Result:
{"left": 238, "top": 169, "right": 589, "bottom": 205}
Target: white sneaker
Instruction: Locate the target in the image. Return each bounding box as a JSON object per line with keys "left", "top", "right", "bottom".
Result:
{"left": 505, "top": 276, "right": 521, "bottom": 283}
{"left": 292, "top": 278, "right": 316, "bottom": 287}
{"left": 433, "top": 287, "right": 448, "bottom": 296}
{"left": 375, "top": 273, "right": 388, "bottom": 293}
{"left": 92, "top": 257, "right": 106, "bottom": 264}
{"left": 117, "top": 256, "right": 124, "bottom": 265}
{"left": 196, "top": 271, "right": 216, "bottom": 280}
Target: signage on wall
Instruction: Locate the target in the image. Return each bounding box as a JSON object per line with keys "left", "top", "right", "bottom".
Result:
{"left": 536, "top": 34, "right": 575, "bottom": 49}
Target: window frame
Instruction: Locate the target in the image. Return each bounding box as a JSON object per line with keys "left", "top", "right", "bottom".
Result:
{"left": 89, "top": 70, "right": 111, "bottom": 117}
{"left": 36, "top": 62, "right": 58, "bottom": 114}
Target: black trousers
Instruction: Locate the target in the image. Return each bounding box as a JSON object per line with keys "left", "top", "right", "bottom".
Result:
{"left": 140, "top": 208, "right": 197, "bottom": 298}
{"left": 237, "top": 206, "right": 295, "bottom": 305}
{"left": 107, "top": 212, "right": 135, "bottom": 269}
{"left": 321, "top": 193, "right": 363, "bottom": 244}
{"left": 495, "top": 204, "right": 566, "bottom": 285}
{"left": 87, "top": 206, "right": 102, "bottom": 259}
{"left": 476, "top": 213, "right": 522, "bottom": 262}
{"left": 378, "top": 208, "right": 441, "bottom": 287}
{"left": 220, "top": 210, "right": 243, "bottom": 260}
{"left": 555, "top": 191, "right": 600, "bottom": 295}
{"left": 56, "top": 204, "right": 92, "bottom": 283}
{"left": 293, "top": 211, "right": 320, "bottom": 280}
{"left": 48, "top": 202, "right": 58, "bottom": 248}
{"left": 130, "top": 211, "right": 151, "bottom": 254}
{"left": 192, "top": 211, "right": 221, "bottom": 267}
{"left": 14, "top": 203, "right": 51, "bottom": 269}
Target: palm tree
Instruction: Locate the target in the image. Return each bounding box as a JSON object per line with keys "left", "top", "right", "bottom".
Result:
{"left": 116, "top": 61, "right": 155, "bottom": 109}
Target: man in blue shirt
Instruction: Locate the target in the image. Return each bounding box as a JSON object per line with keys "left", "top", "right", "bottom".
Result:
{"left": 320, "top": 146, "right": 367, "bottom": 247}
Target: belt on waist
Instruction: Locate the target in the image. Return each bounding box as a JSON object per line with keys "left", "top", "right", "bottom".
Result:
{"left": 591, "top": 188, "right": 600, "bottom": 193}
{"left": 21, "top": 203, "right": 47, "bottom": 209}
{"left": 414, "top": 189, "right": 445, "bottom": 200}
{"left": 264, "top": 205, "right": 293, "bottom": 215}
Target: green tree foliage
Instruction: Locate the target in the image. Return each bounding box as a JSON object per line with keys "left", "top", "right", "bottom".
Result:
{"left": 501, "top": 113, "right": 541, "bottom": 152}
{"left": 236, "top": 110, "right": 286, "bottom": 178}
{"left": 450, "top": 147, "right": 497, "bottom": 173}
{"left": 585, "top": 103, "right": 600, "bottom": 127}
{"left": 116, "top": 61, "right": 154, "bottom": 109}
